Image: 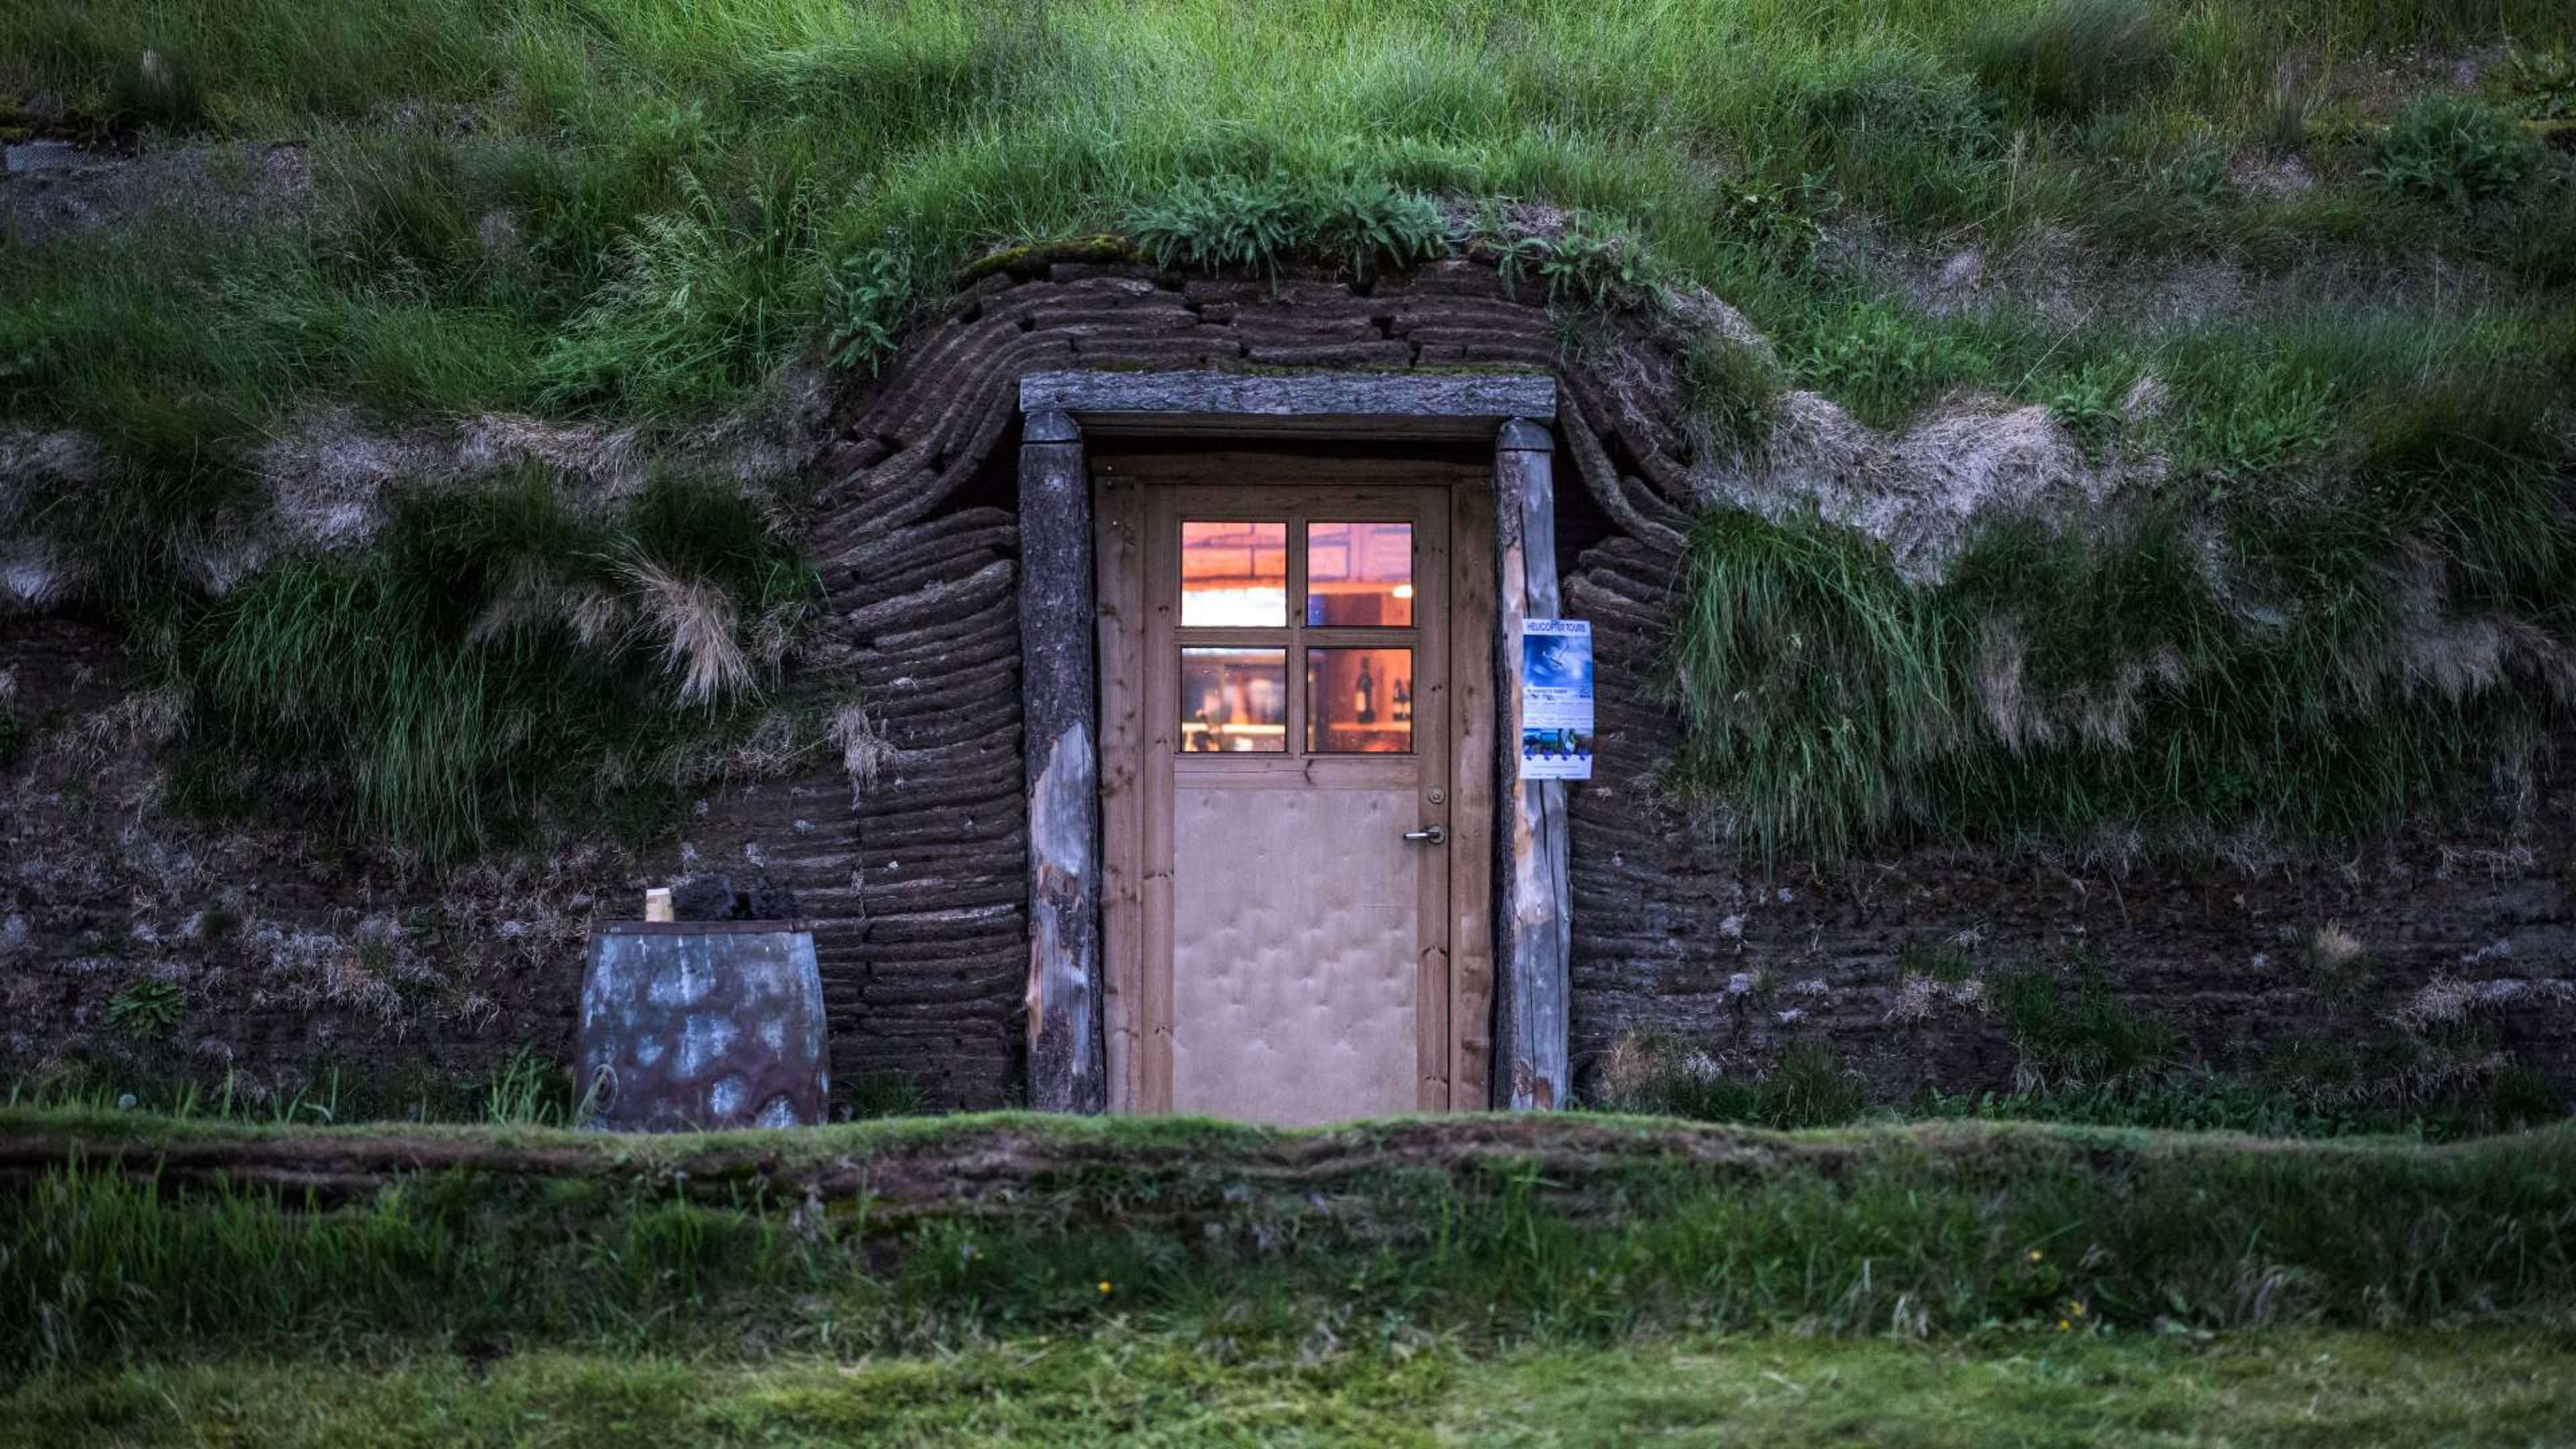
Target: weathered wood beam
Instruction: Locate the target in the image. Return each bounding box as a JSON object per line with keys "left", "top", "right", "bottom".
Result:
{"left": 1018, "top": 409, "right": 1106, "bottom": 1114}
{"left": 1020, "top": 370, "right": 1556, "bottom": 439}
{"left": 1492, "top": 417, "right": 1572, "bottom": 1110}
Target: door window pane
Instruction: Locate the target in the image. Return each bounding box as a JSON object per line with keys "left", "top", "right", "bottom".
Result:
{"left": 1181, "top": 521, "right": 1287, "bottom": 626}
{"left": 1305, "top": 647, "right": 1413, "bottom": 753}
{"left": 1303, "top": 522, "right": 1413, "bottom": 627}
{"left": 1181, "top": 647, "right": 1287, "bottom": 753}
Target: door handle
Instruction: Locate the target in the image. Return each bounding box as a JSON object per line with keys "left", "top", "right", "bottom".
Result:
{"left": 1403, "top": 824, "right": 1446, "bottom": 845}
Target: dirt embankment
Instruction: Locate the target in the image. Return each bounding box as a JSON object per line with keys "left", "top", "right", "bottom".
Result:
{"left": 0, "top": 1115, "right": 1813, "bottom": 1212}
{"left": 0, "top": 1112, "right": 2514, "bottom": 1230}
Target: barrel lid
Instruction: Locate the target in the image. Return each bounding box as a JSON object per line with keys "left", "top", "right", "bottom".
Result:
{"left": 598, "top": 919, "right": 808, "bottom": 936}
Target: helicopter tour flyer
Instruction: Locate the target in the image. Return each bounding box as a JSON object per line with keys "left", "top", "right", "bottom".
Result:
{"left": 1520, "top": 619, "right": 1594, "bottom": 781}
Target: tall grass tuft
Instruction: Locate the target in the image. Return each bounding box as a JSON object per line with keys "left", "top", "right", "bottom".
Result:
{"left": 1126, "top": 173, "right": 1449, "bottom": 282}
{"left": 1968, "top": 0, "right": 2171, "bottom": 119}
{"left": 1678, "top": 333, "right": 1783, "bottom": 464}
{"left": 1992, "top": 953, "right": 2180, "bottom": 1087}
{"left": 184, "top": 470, "right": 812, "bottom": 857}
{"left": 539, "top": 166, "right": 830, "bottom": 418}
{"left": 1670, "top": 510, "right": 1964, "bottom": 862}
{"left": 1669, "top": 482, "right": 2575, "bottom": 860}
{"left": 2369, "top": 93, "right": 2543, "bottom": 214}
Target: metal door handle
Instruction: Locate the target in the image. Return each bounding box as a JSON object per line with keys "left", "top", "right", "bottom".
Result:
{"left": 1403, "top": 824, "right": 1446, "bottom": 845}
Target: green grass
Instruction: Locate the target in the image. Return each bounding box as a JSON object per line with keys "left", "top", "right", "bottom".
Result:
{"left": 1669, "top": 506, "right": 1965, "bottom": 861}
{"left": 1968, "top": 0, "right": 2173, "bottom": 121}
{"left": 96, "top": 980, "right": 186, "bottom": 1042}
{"left": 5, "top": 0, "right": 2570, "bottom": 440}
{"left": 164, "top": 469, "right": 816, "bottom": 857}
{"left": 1915, "top": 1067, "right": 2570, "bottom": 1140}
{"left": 9, "top": 1328, "right": 2576, "bottom": 1446}
{"left": 1585, "top": 1014, "right": 2565, "bottom": 1142}
{"left": 1670, "top": 425, "right": 2576, "bottom": 857}
{"left": 1992, "top": 953, "right": 2184, "bottom": 1087}
{"left": 1127, "top": 172, "right": 1450, "bottom": 284}
{"left": 5, "top": 1, "right": 2573, "bottom": 863}
{"left": 7, "top": 1112, "right": 2576, "bottom": 1377}
{"left": 1591, "top": 1038, "right": 1875, "bottom": 1128}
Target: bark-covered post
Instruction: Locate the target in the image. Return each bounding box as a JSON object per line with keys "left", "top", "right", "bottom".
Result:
{"left": 1019, "top": 407, "right": 1106, "bottom": 1114}
{"left": 1493, "top": 417, "right": 1572, "bottom": 1110}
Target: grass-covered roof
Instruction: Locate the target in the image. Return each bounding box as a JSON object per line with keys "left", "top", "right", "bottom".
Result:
{"left": 3, "top": 0, "right": 2573, "bottom": 859}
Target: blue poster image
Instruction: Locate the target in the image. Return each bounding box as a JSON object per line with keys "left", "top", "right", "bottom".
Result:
{"left": 1520, "top": 619, "right": 1593, "bottom": 780}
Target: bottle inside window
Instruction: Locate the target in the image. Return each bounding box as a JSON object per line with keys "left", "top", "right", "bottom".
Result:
{"left": 1307, "top": 648, "right": 1411, "bottom": 753}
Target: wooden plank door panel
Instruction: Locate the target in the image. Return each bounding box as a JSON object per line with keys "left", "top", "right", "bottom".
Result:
{"left": 1171, "top": 786, "right": 1419, "bottom": 1123}
{"left": 1154, "top": 477, "right": 1443, "bottom": 1122}
{"left": 1095, "top": 452, "right": 1487, "bottom": 1120}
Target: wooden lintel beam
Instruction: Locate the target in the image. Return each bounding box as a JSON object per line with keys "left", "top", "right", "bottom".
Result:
{"left": 1020, "top": 370, "right": 1556, "bottom": 437}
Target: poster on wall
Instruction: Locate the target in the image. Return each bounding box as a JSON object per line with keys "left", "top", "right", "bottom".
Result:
{"left": 1520, "top": 619, "right": 1594, "bottom": 781}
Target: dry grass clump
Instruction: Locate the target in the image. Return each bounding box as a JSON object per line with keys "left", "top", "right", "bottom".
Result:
{"left": 244, "top": 924, "right": 405, "bottom": 1029}
{"left": 2310, "top": 922, "right": 2366, "bottom": 969}
{"left": 1592, "top": 1030, "right": 1701, "bottom": 1109}
{"left": 183, "top": 470, "right": 813, "bottom": 857}
{"left": 828, "top": 701, "right": 895, "bottom": 800}
{"left": 2304, "top": 921, "right": 2375, "bottom": 1004}
{"left": 623, "top": 557, "right": 753, "bottom": 705}
{"left": 1589, "top": 1029, "right": 1868, "bottom": 1128}
{"left": 68, "top": 685, "right": 188, "bottom": 765}
{"left": 1887, "top": 972, "right": 1988, "bottom": 1023}
{"left": 1974, "top": 620, "right": 2190, "bottom": 753}
{"left": 2394, "top": 974, "right": 2575, "bottom": 1033}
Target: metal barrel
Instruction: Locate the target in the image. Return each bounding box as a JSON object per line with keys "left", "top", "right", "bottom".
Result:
{"left": 576, "top": 920, "right": 828, "bottom": 1130}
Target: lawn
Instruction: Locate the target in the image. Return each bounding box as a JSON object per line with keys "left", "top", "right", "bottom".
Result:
{"left": 8, "top": 1324, "right": 2576, "bottom": 1444}
{"left": 5, "top": 1110, "right": 2576, "bottom": 1442}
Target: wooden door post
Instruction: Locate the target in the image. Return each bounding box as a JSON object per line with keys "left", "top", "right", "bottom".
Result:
{"left": 1019, "top": 408, "right": 1106, "bottom": 1114}
{"left": 1493, "top": 417, "right": 1572, "bottom": 1110}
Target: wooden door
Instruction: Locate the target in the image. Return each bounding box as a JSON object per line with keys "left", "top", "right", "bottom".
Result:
{"left": 1096, "top": 456, "right": 1488, "bottom": 1124}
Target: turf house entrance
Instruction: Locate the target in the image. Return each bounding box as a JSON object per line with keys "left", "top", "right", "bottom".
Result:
{"left": 1017, "top": 370, "right": 1562, "bottom": 1122}
{"left": 830, "top": 264, "right": 1640, "bottom": 1122}
{"left": 9, "top": 257, "right": 2576, "bottom": 1128}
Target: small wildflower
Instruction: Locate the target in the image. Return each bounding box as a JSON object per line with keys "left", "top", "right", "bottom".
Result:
{"left": 2071, "top": 1301, "right": 2086, "bottom": 1318}
{"left": 1097, "top": 1280, "right": 1112, "bottom": 1295}
{"left": 2057, "top": 1319, "right": 2072, "bottom": 1332}
{"left": 2027, "top": 1250, "right": 2043, "bottom": 1262}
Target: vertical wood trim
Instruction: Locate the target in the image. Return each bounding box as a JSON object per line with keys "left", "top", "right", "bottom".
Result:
{"left": 1020, "top": 409, "right": 1106, "bottom": 1114}
{"left": 1493, "top": 417, "right": 1572, "bottom": 1110}
{"left": 1412, "top": 498, "right": 1453, "bottom": 1111}
{"left": 1093, "top": 473, "right": 1147, "bottom": 1114}
{"left": 1449, "top": 484, "right": 1497, "bottom": 1110}
{"left": 1140, "top": 490, "right": 1180, "bottom": 1112}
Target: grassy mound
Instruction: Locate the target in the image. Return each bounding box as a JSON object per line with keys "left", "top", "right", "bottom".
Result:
{"left": 7, "top": 1110, "right": 2575, "bottom": 1375}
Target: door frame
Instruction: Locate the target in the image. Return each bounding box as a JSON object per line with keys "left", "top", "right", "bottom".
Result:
{"left": 1013, "top": 369, "right": 1568, "bottom": 1117}
{"left": 1097, "top": 458, "right": 1489, "bottom": 1114}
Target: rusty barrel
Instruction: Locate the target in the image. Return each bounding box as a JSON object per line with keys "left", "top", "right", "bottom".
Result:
{"left": 577, "top": 920, "right": 828, "bottom": 1130}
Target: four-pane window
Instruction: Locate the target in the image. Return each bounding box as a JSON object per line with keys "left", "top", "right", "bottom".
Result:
{"left": 1176, "top": 518, "right": 1415, "bottom": 755}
